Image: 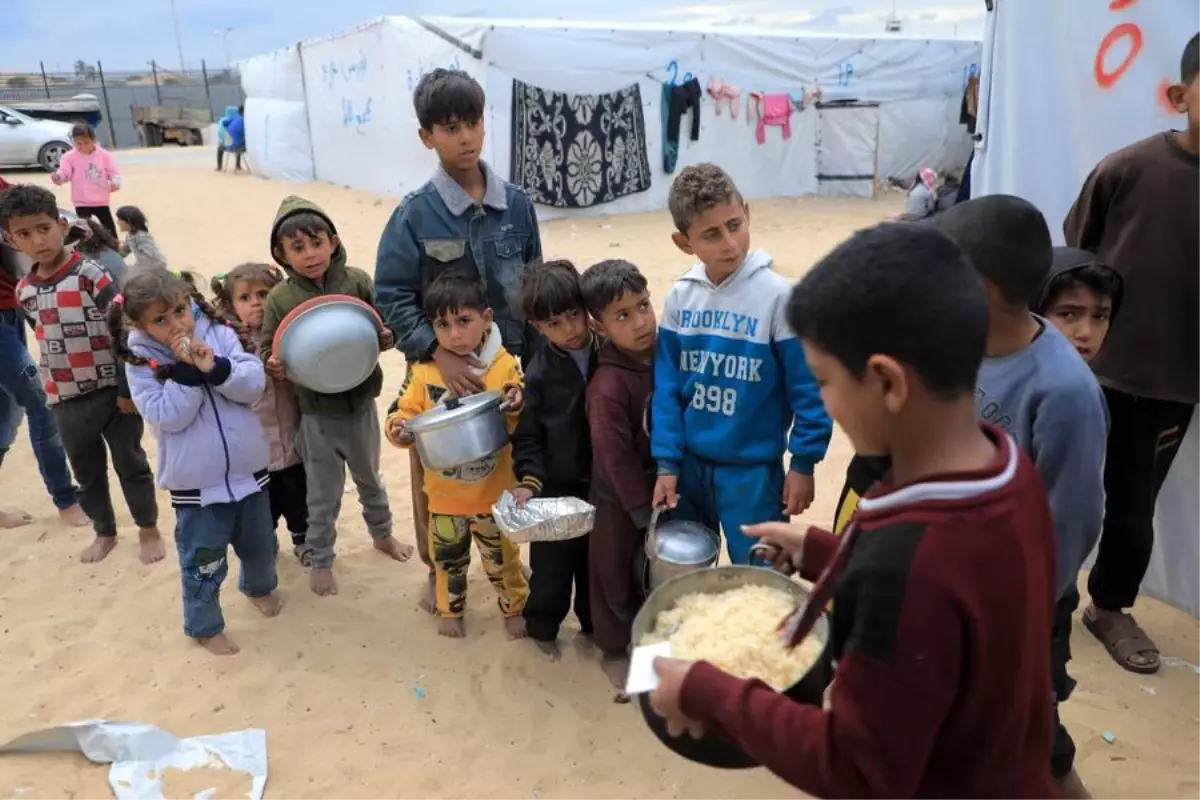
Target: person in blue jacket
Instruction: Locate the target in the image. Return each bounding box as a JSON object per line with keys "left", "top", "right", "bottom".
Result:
{"left": 217, "top": 106, "right": 246, "bottom": 172}
{"left": 651, "top": 164, "right": 832, "bottom": 564}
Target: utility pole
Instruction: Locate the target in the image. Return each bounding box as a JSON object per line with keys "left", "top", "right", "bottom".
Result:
{"left": 170, "top": 0, "right": 187, "bottom": 72}
{"left": 215, "top": 27, "right": 235, "bottom": 70}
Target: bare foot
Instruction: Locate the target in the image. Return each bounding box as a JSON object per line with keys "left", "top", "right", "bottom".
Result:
{"left": 374, "top": 535, "right": 414, "bottom": 562}
{"left": 504, "top": 615, "right": 528, "bottom": 640}
{"left": 59, "top": 504, "right": 90, "bottom": 527}
{"left": 438, "top": 617, "right": 466, "bottom": 638}
{"left": 533, "top": 639, "right": 562, "bottom": 661}
{"left": 574, "top": 632, "right": 596, "bottom": 656}
{"left": 600, "top": 654, "right": 630, "bottom": 691}
{"left": 138, "top": 527, "right": 166, "bottom": 564}
{"left": 0, "top": 508, "right": 33, "bottom": 529}
{"left": 197, "top": 633, "right": 239, "bottom": 655}
{"left": 80, "top": 536, "right": 117, "bottom": 563}
{"left": 309, "top": 567, "right": 339, "bottom": 596}
{"left": 249, "top": 592, "right": 284, "bottom": 617}
{"left": 418, "top": 571, "right": 436, "bottom": 614}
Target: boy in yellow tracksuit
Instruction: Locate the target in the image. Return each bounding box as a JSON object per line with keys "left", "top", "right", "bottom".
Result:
{"left": 386, "top": 272, "right": 530, "bottom": 640}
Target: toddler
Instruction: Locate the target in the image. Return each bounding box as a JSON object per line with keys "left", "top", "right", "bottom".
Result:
{"left": 116, "top": 206, "right": 168, "bottom": 273}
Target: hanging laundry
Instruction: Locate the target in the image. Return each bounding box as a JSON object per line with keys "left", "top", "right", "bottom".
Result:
{"left": 662, "top": 77, "right": 701, "bottom": 174}
{"left": 707, "top": 78, "right": 740, "bottom": 118}
{"left": 510, "top": 79, "right": 652, "bottom": 209}
{"left": 749, "top": 92, "right": 793, "bottom": 145}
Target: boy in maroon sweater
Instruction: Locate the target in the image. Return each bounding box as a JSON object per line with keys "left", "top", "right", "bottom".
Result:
{"left": 581, "top": 259, "right": 658, "bottom": 697}
{"left": 650, "top": 223, "right": 1058, "bottom": 798}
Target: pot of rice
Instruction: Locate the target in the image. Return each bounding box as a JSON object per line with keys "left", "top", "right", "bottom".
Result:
{"left": 631, "top": 565, "right": 831, "bottom": 770}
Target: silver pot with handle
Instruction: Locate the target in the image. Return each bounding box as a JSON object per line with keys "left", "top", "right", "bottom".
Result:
{"left": 643, "top": 506, "right": 721, "bottom": 592}
{"left": 405, "top": 391, "right": 509, "bottom": 471}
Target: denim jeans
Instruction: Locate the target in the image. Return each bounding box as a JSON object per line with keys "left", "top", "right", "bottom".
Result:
{"left": 0, "top": 308, "right": 77, "bottom": 510}
{"left": 174, "top": 490, "right": 278, "bottom": 639}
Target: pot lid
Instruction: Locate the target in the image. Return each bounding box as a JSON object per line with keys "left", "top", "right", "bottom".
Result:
{"left": 406, "top": 390, "right": 503, "bottom": 433}
{"left": 653, "top": 521, "right": 719, "bottom": 565}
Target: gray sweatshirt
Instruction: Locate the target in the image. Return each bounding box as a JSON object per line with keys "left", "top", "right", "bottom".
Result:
{"left": 976, "top": 319, "right": 1108, "bottom": 599}
{"left": 119, "top": 230, "right": 168, "bottom": 272}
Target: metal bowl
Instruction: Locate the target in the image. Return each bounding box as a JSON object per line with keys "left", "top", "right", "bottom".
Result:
{"left": 631, "top": 565, "right": 832, "bottom": 770}
{"left": 273, "top": 295, "right": 383, "bottom": 394}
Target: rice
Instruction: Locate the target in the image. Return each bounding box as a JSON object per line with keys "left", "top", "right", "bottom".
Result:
{"left": 643, "top": 584, "right": 823, "bottom": 691}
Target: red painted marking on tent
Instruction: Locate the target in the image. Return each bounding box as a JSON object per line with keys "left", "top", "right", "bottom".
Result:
{"left": 1094, "top": 23, "right": 1143, "bottom": 88}
{"left": 1108, "top": 0, "right": 1138, "bottom": 10}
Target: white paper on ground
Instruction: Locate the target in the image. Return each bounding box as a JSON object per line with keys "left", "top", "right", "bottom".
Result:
{"left": 0, "top": 720, "right": 267, "bottom": 799}
{"left": 626, "top": 641, "right": 673, "bottom": 695}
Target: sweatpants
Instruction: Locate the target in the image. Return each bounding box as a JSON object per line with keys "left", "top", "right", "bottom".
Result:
{"left": 409, "top": 448, "right": 433, "bottom": 570}
{"left": 429, "top": 512, "right": 528, "bottom": 619}
{"left": 174, "top": 490, "right": 278, "bottom": 639}
{"left": 74, "top": 206, "right": 117, "bottom": 239}
{"left": 268, "top": 462, "right": 308, "bottom": 547}
{"left": 296, "top": 403, "right": 392, "bottom": 569}
{"left": 673, "top": 455, "right": 785, "bottom": 564}
{"left": 1051, "top": 586, "right": 1081, "bottom": 779}
{"left": 524, "top": 483, "right": 592, "bottom": 642}
{"left": 1088, "top": 387, "right": 1194, "bottom": 611}
{"left": 53, "top": 387, "right": 157, "bottom": 537}
{"left": 589, "top": 496, "right": 646, "bottom": 655}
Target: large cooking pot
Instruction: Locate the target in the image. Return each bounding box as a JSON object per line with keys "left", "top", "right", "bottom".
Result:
{"left": 406, "top": 391, "right": 509, "bottom": 471}
{"left": 643, "top": 507, "right": 720, "bottom": 592}
{"left": 631, "top": 565, "right": 832, "bottom": 770}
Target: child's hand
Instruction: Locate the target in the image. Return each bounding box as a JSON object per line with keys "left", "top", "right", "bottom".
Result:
{"left": 190, "top": 341, "right": 216, "bottom": 373}
{"left": 652, "top": 474, "right": 679, "bottom": 510}
{"left": 512, "top": 486, "right": 534, "bottom": 507}
{"left": 109, "top": 182, "right": 121, "bottom": 193}
{"left": 649, "top": 658, "right": 705, "bottom": 739}
{"left": 50, "top": 173, "right": 64, "bottom": 186}
{"left": 741, "top": 521, "right": 808, "bottom": 571}
{"left": 782, "top": 471, "right": 815, "bottom": 516}
{"left": 265, "top": 355, "right": 286, "bottom": 381}
{"left": 170, "top": 334, "right": 195, "bottom": 364}
{"left": 502, "top": 385, "right": 523, "bottom": 413}
{"left": 117, "top": 396, "right": 138, "bottom": 415}
{"left": 386, "top": 416, "right": 413, "bottom": 445}
{"left": 378, "top": 326, "right": 395, "bottom": 350}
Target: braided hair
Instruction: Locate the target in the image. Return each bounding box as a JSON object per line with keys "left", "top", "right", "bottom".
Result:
{"left": 209, "top": 263, "right": 283, "bottom": 352}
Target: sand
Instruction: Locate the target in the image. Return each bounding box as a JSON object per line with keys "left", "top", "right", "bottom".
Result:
{"left": 0, "top": 149, "right": 1196, "bottom": 799}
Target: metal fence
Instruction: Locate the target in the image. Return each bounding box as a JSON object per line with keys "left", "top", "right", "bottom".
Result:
{"left": 0, "top": 61, "right": 246, "bottom": 150}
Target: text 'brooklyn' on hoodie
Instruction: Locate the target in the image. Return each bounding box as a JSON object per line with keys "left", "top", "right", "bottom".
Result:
{"left": 652, "top": 250, "right": 832, "bottom": 475}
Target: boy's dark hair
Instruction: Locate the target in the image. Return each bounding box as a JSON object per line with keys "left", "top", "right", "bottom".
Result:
{"left": 71, "top": 124, "right": 95, "bottom": 140}
{"left": 0, "top": 183, "right": 59, "bottom": 230}
{"left": 933, "top": 194, "right": 1051, "bottom": 307}
{"left": 423, "top": 270, "right": 489, "bottom": 320}
{"left": 580, "top": 259, "right": 649, "bottom": 318}
{"left": 787, "top": 222, "right": 987, "bottom": 398}
{"left": 1182, "top": 33, "right": 1199, "bottom": 83}
{"left": 115, "top": 205, "right": 149, "bottom": 233}
{"left": 275, "top": 212, "right": 334, "bottom": 244}
{"left": 1036, "top": 248, "right": 1124, "bottom": 318}
{"left": 517, "top": 259, "right": 585, "bottom": 321}
{"left": 413, "top": 68, "right": 485, "bottom": 130}
{"left": 667, "top": 163, "right": 742, "bottom": 233}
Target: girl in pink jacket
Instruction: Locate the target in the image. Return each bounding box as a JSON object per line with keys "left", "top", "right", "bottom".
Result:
{"left": 52, "top": 125, "right": 121, "bottom": 238}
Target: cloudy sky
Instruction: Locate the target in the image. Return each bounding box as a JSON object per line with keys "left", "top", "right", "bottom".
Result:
{"left": 2, "top": 1, "right": 986, "bottom": 74}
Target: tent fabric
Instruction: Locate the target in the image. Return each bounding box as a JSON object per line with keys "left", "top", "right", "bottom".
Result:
{"left": 243, "top": 98, "right": 314, "bottom": 183}
{"left": 972, "top": 0, "right": 1199, "bottom": 617}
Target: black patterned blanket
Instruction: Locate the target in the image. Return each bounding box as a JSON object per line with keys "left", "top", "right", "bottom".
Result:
{"left": 510, "top": 80, "right": 652, "bottom": 209}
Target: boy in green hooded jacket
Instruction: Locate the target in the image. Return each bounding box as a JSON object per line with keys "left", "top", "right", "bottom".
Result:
{"left": 260, "top": 195, "right": 414, "bottom": 596}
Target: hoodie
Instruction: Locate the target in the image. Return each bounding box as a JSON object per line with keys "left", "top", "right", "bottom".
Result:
{"left": 652, "top": 250, "right": 831, "bottom": 476}
{"left": 587, "top": 340, "right": 656, "bottom": 529}
{"left": 219, "top": 106, "right": 245, "bottom": 150}
{"left": 1033, "top": 246, "right": 1125, "bottom": 321}
{"left": 126, "top": 313, "right": 269, "bottom": 507}
{"left": 259, "top": 195, "right": 384, "bottom": 415}
{"left": 217, "top": 106, "right": 237, "bottom": 146}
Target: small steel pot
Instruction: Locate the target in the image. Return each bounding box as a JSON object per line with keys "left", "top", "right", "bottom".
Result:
{"left": 643, "top": 507, "right": 721, "bottom": 592}
{"left": 406, "top": 391, "right": 509, "bottom": 471}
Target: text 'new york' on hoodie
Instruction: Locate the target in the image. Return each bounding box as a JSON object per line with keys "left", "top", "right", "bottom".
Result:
{"left": 652, "top": 249, "right": 832, "bottom": 474}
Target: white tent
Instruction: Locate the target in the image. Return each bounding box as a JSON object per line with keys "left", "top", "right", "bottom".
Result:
{"left": 973, "top": 0, "right": 1199, "bottom": 617}
{"left": 239, "top": 15, "right": 980, "bottom": 217}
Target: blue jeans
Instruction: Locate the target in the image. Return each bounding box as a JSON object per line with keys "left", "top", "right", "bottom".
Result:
{"left": 673, "top": 455, "right": 786, "bottom": 565}
{"left": 0, "top": 308, "right": 77, "bottom": 510}
{"left": 174, "top": 491, "right": 278, "bottom": 639}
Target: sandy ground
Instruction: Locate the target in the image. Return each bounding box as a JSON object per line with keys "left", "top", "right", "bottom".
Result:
{"left": 0, "top": 149, "right": 1196, "bottom": 799}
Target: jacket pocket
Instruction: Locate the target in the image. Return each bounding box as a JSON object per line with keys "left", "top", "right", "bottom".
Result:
{"left": 420, "top": 238, "right": 471, "bottom": 285}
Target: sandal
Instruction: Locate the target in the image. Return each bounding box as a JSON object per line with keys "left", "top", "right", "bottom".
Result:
{"left": 1082, "top": 605, "right": 1161, "bottom": 674}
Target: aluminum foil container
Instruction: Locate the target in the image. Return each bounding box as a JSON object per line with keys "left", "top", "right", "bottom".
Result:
{"left": 492, "top": 491, "right": 595, "bottom": 544}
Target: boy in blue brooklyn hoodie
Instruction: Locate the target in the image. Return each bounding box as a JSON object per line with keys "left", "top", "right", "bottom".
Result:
{"left": 651, "top": 165, "right": 832, "bottom": 563}
{"left": 115, "top": 269, "right": 283, "bottom": 657}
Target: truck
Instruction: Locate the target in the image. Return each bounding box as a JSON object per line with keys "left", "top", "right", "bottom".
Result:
{"left": 132, "top": 105, "right": 210, "bottom": 147}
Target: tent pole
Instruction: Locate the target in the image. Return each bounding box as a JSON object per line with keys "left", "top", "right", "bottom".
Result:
{"left": 411, "top": 17, "right": 484, "bottom": 60}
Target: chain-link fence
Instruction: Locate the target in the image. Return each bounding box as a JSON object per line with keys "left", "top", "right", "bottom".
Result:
{"left": 0, "top": 61, "right": 245, "bottom": 149}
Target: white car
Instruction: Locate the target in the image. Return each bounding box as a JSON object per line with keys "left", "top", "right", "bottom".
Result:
{"left": 0, "top": 106, "right": 75, "bottom": 172}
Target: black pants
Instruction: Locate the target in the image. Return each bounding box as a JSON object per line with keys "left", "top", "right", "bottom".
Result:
{"left": 1088, "top": 387, "right": 1193, "bottom": 611}
{"left": 74, "top": 206, "right": 117, "bottom": 240}
{"left": 524, "top": 484, "right": 593, "bottom": 642}
{"left": 53, "top": 387, "right": 157, "bottom": 537}
{"left": 1050, "top": 587, "right": 1080, "bottom": 779}
{"left": 217, "top": 146, "right": 243, "bottom": 171}
{"left": 268, "top": 463, "right": 308, "bottom": 545}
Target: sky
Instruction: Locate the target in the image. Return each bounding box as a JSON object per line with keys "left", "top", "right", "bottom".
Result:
{"left": 1, "top": 1, "right": 986, "bottom": 74}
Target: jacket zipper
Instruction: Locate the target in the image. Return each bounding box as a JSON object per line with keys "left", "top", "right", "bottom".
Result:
{"left": 203, "top": 384, "right": 235, "bottom": 501}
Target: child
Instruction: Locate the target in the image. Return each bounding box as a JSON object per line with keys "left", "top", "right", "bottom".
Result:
{"left": 1063, "top": 32, "right": 1199, "bottom": 677}
{"left": 935, "top": 195, "right": 1109, "bottom": 798}
{"left": 1, "top": 184, "right": 163, "bottom": 564}
{"left": 374, "top": 68, "right": 542, "bottom": 609}
{"left": 385, "top": 272, "right": 529, "bottom": 640}
{"left": 581, "top": 259, "right": 658, "bottom": 695}
{"left": 1034, "top": 247, "right": 1124, "bottom": 363}
{"left": 259, "top": 195, "right": 411, "bottom": 596}
{"left": 511, "top": 260, "right": 597, "bottom": 659}
{"left": 66, "top": 215, "right": 127, "bottom": 286}
{"left": 652, "top": 163, "right": 831, "bottom": 565}
{"left": 212, "top": 263, "right": 309, "bottom": 564}
{"left": 51, "top": 125, "right": 121, "bottom": 238}
{"left": 651, "top": 222, "right": 1058, "bottom": 797}
{"left": 112, "top": 269, "right": 282, "bottom": 656}
{"left": 116, "top": 206, "right": 168, "bottom": 273}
